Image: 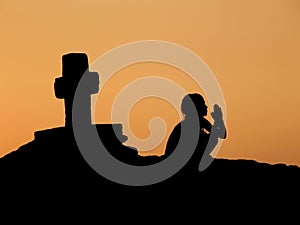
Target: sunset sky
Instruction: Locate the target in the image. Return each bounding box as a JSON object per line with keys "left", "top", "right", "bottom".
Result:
{"left": 1, "top": 0, "right": 300, "bottom": 166}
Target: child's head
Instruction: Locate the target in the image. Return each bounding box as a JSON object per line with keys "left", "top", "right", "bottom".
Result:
{"left": 181, "top": 93, "right": 208, "bottom": 118}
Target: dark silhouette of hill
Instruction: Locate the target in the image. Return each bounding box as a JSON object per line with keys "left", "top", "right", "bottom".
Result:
{"left": 1, "top": 125, "right": 299, "bottom": 200}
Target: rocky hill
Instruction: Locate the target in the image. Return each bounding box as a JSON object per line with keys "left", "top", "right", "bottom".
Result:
{"left": 1, "top": 125, "right": 299, "bottom": 205}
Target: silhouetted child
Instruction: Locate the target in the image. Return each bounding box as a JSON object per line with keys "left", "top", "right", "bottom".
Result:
{"left": 164, "top": 93, "right": 227, "bottom": 168}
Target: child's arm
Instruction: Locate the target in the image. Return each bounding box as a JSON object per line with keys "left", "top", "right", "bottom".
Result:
{"left": 211, "top": 104, "right": 227, "bottom": 139}
{"left": 201, "top": 118, "right": 212, "bottom": 133}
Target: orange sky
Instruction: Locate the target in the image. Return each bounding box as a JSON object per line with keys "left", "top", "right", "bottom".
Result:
{"left": 1, "top": 0, "right": 300, "bottom": 166}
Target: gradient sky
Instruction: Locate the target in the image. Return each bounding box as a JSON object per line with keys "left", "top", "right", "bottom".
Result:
{"left": 1, "top": 0, "right": 300, "bottom": 166}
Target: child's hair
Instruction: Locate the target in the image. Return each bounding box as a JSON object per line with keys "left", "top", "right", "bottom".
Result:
{"left": 181, "top": 93, "right": 207, "bottom": 117}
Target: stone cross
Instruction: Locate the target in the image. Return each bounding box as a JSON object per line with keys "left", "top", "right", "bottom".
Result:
{"left": 54, "top": 53, "right": 99, "bottom": 127}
